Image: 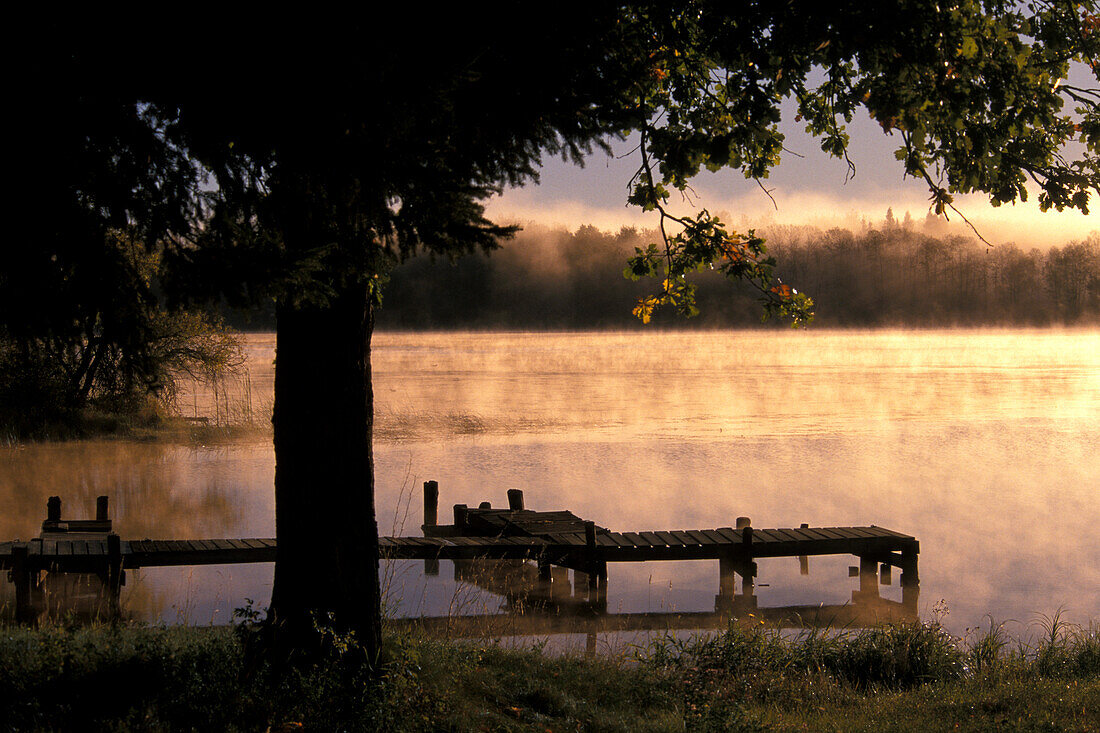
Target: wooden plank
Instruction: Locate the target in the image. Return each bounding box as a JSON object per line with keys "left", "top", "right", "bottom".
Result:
{"left": 869, "top": 526, "right": 912, "bottom": 539}
{"left": 745, "top": 529, "right": 779, "bottom": 543}
{"left": 41, "top": 540, "right": 58, "bottom": 557}
{"left": 72, "top": 540, "right": 89, "bottom": 556}
{"left": 813, "top": 528, "right": 848, "bottom": 540}
{"left": 210, "top": 539, "right": 236, "bottom": 552}
{"left": 607, "top": 532, "right": 633, "bottom": 548}
{"left": 548, "top": 533, "right": 585, "bottom": 546}
{"left": 769, "top": 529, "right": 802, "bottom": 543}
{"left": 670, "top": 530, "right": 698, "bottom": 546}
{"left": 239, "top": 538, "right": 267, "bottom": 550}
{"left": 686, "top": 530, "right": 717, "bottom": 545}
{"left": 639, "top": 531, "right": 666, "bottom": 546}
{"left": 596, "top": 533, "right": 618, "bottom": 547}
{"left": 699, "top": 529, "right": 730, "bottom": 545}
{"left": 799, "top": 528, "right": 835, "bottom": 542}
{"left": 714, "top": 527, "right": 742, "bottom": 544}
{"left": 621, "top": 532, "right": 649, "bottom": 547}
{"left": 646, "top": 528, "right": 673, "bottom": 545}
{"left": 832, "top": 527, "right": 873, "bottom": 539}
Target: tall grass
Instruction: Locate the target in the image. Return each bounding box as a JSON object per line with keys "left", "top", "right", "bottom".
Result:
{"left": 1, "top": 612, "right": 1095, "bottom": 731}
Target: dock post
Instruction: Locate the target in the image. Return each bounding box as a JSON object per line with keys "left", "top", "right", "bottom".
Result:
{"left": 423, "top": 481, "right": 439, "bottom": 527}
{"left": 798, "top": 523, "right": 809, "bottom": 575}
{"left": 507, "top": 489, "right": 525, "bottom": 511}
{"left": 423, "top": 481, "right": 440, "bottom": 575}
{"left": 735, "top": 526, "right": 757, "bottom": 610}
{"left": 537, "top": 557, "right": 552, "bottom": 600}
{"left": 715, "top": 555, "right": 736, "bottom": 612}
{"left": 736, "top": 516, "right": 751, "bottom": 530}
{"left": 854, "top": 556, "right": 879, "bottom": 603}
{"left": 596, "top": 560, "right": 608, "bottom": 610}
{"left": 573, "top": 569, "right": 589, "bottom": 599}
{"left": 11, "top": 544, "right": 36, "bottom": 625}
{"left": 47, "top": 496, "right": 61, "bottom": 523}
{"left": 900, "top": 544, "right": 920, "bottom": 609}
{"left": 453, "top": 504, "right": 468, "bottom": 532}
{"left": 585, "top": 521, "right": 598, "bottom": 603}
{"left": 551, "top": 566, "right": 569, "bottom": 602}
{"left": 96, "top": 496, "right": 109, "bottom": 522}
{"left": 106, "top": 533, "right": 123, "bottom": 618}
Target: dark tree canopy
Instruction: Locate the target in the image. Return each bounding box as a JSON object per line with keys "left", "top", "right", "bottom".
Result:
{"left": 10, "top": 2, "right": 1100, "bottom": 661}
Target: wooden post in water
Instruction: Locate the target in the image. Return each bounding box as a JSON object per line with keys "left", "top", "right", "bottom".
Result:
{"left": 573, "top": 569, "right": 589, "bottom": 599}
{"left": 453, "top": 504, "right": 468, "bottom": 532}
{"left": 507, "top": 489, "right": 525, "bottom": 511}
{"left": 106, "top": 533, "right": 123, "bottom": 618}
{"left": 736, "top": 516, "right": 751, "bottom": 530}
{"left": 423, "top": 482, "right": 440, "bottom": 576}
{"left": 551, "top": 565, "right": 570, "bottom": 602}
{"left": 585, "top": 521, "right": 598, "bottom": 603}
{"left": 798, "top": 523, "right": 810, "bottom": 575}
{"left": 96, "top": 496, "right": 109, "bottom": 522}
{"left": 12, "top": 544, "right": 34, "bottom": 625}
{"left": 855, "top": 556, "right": 879, "bottom": 603}
{"left": 900, "top": 544, "right": 920, "bottom": 609}
{"left": 716, "top": 555, "right": 736, "bottom": 612}
{"left": 736, "top": 526, "right": 757, "bottom": 609}
{"left": 423, "top": 481, "right": 439, "bottom": 527}
{"left": 537, "top": 557, "right": 552, "bottom": 600}
{"left": 47, "top": 496, "right": 61, "bottom": 523}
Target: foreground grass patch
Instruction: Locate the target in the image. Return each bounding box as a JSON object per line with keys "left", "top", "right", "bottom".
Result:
{"left": 0, "top": 619, "right": 1097, "bottom": 731}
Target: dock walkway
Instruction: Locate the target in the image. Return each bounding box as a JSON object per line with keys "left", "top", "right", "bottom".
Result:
{"left": 2, "top": 486, "right": 919, "bottom": 623}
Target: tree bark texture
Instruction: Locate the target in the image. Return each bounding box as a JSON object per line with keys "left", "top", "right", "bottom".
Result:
{"left": 270, "top": 280, "right": 381, "bottom": 660}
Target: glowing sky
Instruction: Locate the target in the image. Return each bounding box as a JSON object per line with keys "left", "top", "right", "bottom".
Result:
{"left": 489, "top": 106, "right": 1097, "bottom": 249}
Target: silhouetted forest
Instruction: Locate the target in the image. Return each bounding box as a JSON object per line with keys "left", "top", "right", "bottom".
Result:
{"left": 374, "top": 217, "right": 1100, "bottom": 329}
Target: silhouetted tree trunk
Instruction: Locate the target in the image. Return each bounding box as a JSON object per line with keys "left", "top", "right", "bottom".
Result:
{"left": 270, "top": 280, "right": 381, "bottom": 661}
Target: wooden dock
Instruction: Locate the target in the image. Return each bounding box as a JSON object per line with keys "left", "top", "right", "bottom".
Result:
{"left": 2, "top": 486, "right": 919, "bottom": 624}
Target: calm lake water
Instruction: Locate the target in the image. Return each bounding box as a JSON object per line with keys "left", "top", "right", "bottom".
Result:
{"left": 2, "top": 329, "right": 1098, "bottom": 639}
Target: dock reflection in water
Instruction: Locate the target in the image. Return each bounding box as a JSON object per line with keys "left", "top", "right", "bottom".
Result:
{"left": 389, "top": 556, "right": 918, "bottom": 655}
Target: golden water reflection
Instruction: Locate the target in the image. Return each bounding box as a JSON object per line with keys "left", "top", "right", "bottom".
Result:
{"left": 3, "top": 329, "right": 1098, "bottom": 634}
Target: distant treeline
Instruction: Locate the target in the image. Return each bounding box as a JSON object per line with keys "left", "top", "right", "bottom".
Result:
{"left": 374, "top": 219, "right": 1100, "bottom": 329}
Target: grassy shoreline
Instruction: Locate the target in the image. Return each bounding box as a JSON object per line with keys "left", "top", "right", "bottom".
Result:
{"left": 1, "top": 618, "right": 1096, "bottom": 732}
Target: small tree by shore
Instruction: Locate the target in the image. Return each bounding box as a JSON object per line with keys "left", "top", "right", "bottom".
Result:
{"left": 0, "top": 232, "right": 243, "bottom": 440}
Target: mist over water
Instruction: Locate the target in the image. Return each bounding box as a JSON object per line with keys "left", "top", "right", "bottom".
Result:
{"left": 3, "top": 329, "right": 1098, "bottom": 636}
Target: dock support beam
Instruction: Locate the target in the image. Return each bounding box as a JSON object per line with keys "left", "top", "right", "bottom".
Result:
{"left": 507, "top": 489, "right": 525, "bottom": 511}
{"left": 900, "top": 544, "right": 920, "bottom": 609}
{"left": 423, "top": 481, "right": 440, "bottom": 575}
{"left": 106, "top": 533, "right": 123, "bottom": 618}
{"left": 853, "top": 556, "right": 880, "bottom": 603}
{"left": 716, "top": 555, "right": 737, "bottom": 612}
{"left": 11, "top": 544, "right": 37, "bottom": 625}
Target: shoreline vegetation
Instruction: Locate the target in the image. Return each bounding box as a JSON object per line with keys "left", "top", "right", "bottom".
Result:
{"left": 0, "top": 614, "right": 1096, "bottom": 731}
